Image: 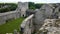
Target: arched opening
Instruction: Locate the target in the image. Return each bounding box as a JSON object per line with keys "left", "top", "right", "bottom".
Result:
{"left": 23, "top": 14, "right": 24, "bottom": 17}
{"left": 59, "top": 8, "right": 60, "bottom": 12}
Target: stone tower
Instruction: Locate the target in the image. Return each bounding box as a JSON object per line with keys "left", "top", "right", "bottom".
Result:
{"left": 18, "top": 2, "right": 28, "bottom": 17}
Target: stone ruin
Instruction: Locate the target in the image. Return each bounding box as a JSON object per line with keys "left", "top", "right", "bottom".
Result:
{"left": 0, "top": 2, "right": 28, "bottom": 25}
{"left": 20, "top": 14, "right": 34, "bottom": 34}
{"left": 20, "top": 3, "right": 60, "bottom": 34}
{"left": 36, "top": 19, "right": 60, "bottom": 34}
{"left": 17, "top": 2, "right": 28, "bottom": 17}
{"left": 0, "top": 11, "right": 20, "bottom": 25}
{"left": 0, "top": 2, "right": 60, "bottom": 34}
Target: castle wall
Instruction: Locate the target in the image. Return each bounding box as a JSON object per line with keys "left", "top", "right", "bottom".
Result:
{"left": 0, "top": 11, "right": 20, "bottom": 25}
{"left": 20, "top": 14, "right": 34, "bottom": 34}
{"left": 40, "top": 4, "right": 53, "bottom": 18}
{"left": 34, "top": 9, "right": 46, "bottom": 31}
{"left": 34, "top": 4, "right": 54, "bottom": 31}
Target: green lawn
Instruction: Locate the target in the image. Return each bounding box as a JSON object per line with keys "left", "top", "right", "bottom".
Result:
{"left": 0, "top": 17, "right": 25, "bottom": 34}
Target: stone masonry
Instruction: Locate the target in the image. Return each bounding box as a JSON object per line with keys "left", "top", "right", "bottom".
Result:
{"left": 20, "top": 4, "right": 60, "bottom": 34}
{"left": 18, "top": 2, "right": 28, "bottom": 17}
{"left": 36, "top": 19, "right": 60, "bottom": 34}
{"left": 0, "top": 11, "right": 20, "bottom": 25}
{"left": 20, "top": 14, "right": 34, "bottom": 34}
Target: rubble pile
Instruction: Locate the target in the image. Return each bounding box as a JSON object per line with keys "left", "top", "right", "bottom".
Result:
{"left": 38, "top": 19, "right": 60, "bottom": 34}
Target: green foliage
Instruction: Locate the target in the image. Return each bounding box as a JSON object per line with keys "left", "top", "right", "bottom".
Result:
{"left": 35, "top": 4, "right": 43, "bottom": 9}
{"left": 29, "top": 2, "right": 43, "bottom": 10}
{"left": 29, "top": 2, "right": 35, "bottom": 10}
{"left": 0, "top": 17, "right": 25, "bottom": 34}
{"left": 29, "top": 6, "right": 36, "bottom": 10}
{"left": 0, "top": 8, "right": 9, "bottom": 13}
{"left": 0, "top": 3, "right": 17, "bottom": 13}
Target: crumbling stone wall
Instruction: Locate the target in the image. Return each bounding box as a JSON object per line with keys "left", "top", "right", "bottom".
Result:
{"left": 36, "top": 19, "right": 60, "bottom": 34}
{"left": 0, "top": 11, "right": 20, "bottom": 25}
{"left": 20, "top": 14, "right": 34, "bottom": 34}
{"left": 34, "top": 9, "right": 46, "bottom": 31}
{"left": 40, "top": 4, "right": 53, "bottom": 18}
{"left": 33, "top": 4, "right": 54, "bottom": 32}
{"left": 20, "top": 4, "right": 60, "bottom": 34}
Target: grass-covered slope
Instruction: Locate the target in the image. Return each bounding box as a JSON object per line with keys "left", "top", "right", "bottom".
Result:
{"left": 0, "top": 17, "right": 25, "bottom": 34}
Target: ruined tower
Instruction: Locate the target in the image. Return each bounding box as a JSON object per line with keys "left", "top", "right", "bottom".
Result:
{"left": 18, "top": 2, "right": 28, "bottom": 17}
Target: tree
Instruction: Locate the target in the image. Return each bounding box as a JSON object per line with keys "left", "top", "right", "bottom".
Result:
{"left": 29, "top": 2, "right": 36, "bottom": 10}
{"left": 0, "top": 3, "right": 17, "bottom": 13}
{"left": 35, "top": 4, "right": 43, "bottom": 9}
{"left": 28, "top": 2, "right": 43, "bottom": 10}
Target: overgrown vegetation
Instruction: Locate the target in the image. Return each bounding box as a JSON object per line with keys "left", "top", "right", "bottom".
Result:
{"left": 0, "top": 17, "right": 25, "bottom": 34}
{"left": 0, "top": 3, "right": 17, "bottom": 13}
{"left": 29, "top": 2, "right": 43, "bottom": 10}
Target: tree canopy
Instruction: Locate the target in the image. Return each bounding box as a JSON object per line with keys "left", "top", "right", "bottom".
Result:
{"left": 29, "top": 2, "right": 43, "bottom": 10}
{"left": 0, "top": 3, "right": 17, "bottom": 13}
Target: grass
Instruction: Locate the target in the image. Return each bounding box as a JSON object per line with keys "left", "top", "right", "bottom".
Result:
{"left": 0, "top": 17, "right": 25, "bottom": 34}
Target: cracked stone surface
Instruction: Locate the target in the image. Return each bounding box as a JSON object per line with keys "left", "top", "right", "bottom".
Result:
{"left": 38, "top": 19, "right": 60, "bottom": 34}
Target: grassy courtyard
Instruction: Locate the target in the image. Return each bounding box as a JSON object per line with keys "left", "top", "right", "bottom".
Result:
{"left": 0, "top": 17, "right": 25, "bottom": 34}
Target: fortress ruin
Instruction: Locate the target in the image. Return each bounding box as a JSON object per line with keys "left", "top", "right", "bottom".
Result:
{"left": 0, "top": 2, "right": 60, "bottom": 34}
